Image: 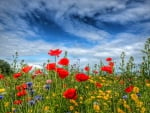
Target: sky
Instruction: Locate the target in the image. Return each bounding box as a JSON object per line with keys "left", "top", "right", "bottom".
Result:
{"left": 0, "top": 0, "right": 150, "bottom": 69}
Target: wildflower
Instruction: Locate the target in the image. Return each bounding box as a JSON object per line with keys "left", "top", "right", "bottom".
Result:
{"left": 101, "top": 66, "right": 113, "bottom": 74}
{"left": 0, "top": 88, "right": 5, "bottom": 93}
{"left": 63, "top": 88, "right": 77, "bottom": 100}
{"left": 34, "top": 69, "right": 42, "bottom": 75}
{"left": 84, "top": 66, "right": 90, "bottom": 71}
{"left": 93, "top": 104, "right": 100, "bottom": 111}
{"left": 124, "top": 85, "right": 134, "bottom": 93}
{"left": 4, "top": 102, "right": 9, "bottom": 107}
{"left": 106, "top": 57, "right": 112, "bottom": 62}
{"left": 26, "top": 82, "right": 33, "bottom": 88}
{"left": 117, "top": 108, "right": 125, "bottom": 113}
{"left": 16, "top": 83, "right": 27, "bottom": 91}
{"left": 34, "top": 95, "right": 43, "bottom": 101}
{"left": 122, "top": 95, "right": 128, "bottom": 99}
{"left": 28, "top": 100, "right": 35, "bottom": 106}
{"left": 141, "top": 107, "right": 146, "bottom": 113}
{"left": 22, "top": 65, "right": 32, "bottom": 73}
{"left": 0, "top": 74, "right": 4, "bottom": 79}
{"left": 0, "top": 95, "right": 4, "bottom": 99}
{"left": 13, "top": 100, "right": 22, "bottom": 105}
{"left": 48, "top": 49, "right": 62, "bottom": 57}
{"left": 44, "top": 106, "right": 49, "bottom": 111}
{"left": 58, "top": 58, "right": 69, "bottom": 66}
{"left": 133, "top": 87, "right": 139, "bottom": 93}
{"left": 95, "top": 82, "right": 102, "bottom": 88}
{"left": 17, "top": 90, "right": 27, "bottom": 97}
{"left": 43, "top": 84, "right": 50, "bottom": 90}
{"left": 46, "top": 63, "right": 56, "bottom": 71}
{"left": 69, "top": 106, "right": 74, "bottom": 110}
{"left": 46, "top": 79, "right": 52, "bottom": 84}
{"left": 56, "top": 68, "right": 69, "bottom": 79}
{"left": 13, "top": 72, "right": 22, "bottom": 79}
{"left": 131, "top": 93, "right": 138, "bottom": 101}
{"left": 75, "top": 73, "right": 89, "bottom": 82}
{"left": 109, "top": 61, "right": 114, "bottom": 67}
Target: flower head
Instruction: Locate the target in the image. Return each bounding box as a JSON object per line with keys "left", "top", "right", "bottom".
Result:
{"left": 58, "top": 58, "right": 69, "bottom": 66}
{"left": 75, "top": 73, "right": 89, "bottom": 82}
{"left": 101, "top": 66, "right": 113, "bottom": 74}
{"left": 0, "top": 74, "right": 4, "bottom": 79}
{"left": 56, "top": 68, "right": 69, "bottom": 79}
{"left": 48, "top": 49, "right": 62, "bottom": 57}
{"left": 46, "top": 63, "right": 56, "bottom": 71}
{"left": 84, "top": 66, "right": 90, "bottom": 71}
{"left": 106, "top": 57, "right": 112, "bottom": 62}
{"left": 63, "top": 88, "right": 77, "bottom": 100}
{"left": 22, "top": 65, "right": 32, "bottom": 73}
{"left": 13, "top": 72, "right": 22, "bottom": 79}
{"left": 124, "top": 85, "right": 134, "bottom": 93}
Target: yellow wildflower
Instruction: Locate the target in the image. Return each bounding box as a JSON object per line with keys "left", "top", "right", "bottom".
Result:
{"left": 133, "top": 87, "right": 139, "bottom": 93}
{"left": 0, "top": 88, "right": 5, "bottom": 93}
{"left": 146, "top": 83, "right": 150, "bottom": 87}
{"left": 93, "top": 104, "right": 100, "bottom": 111}
{"left": 4, "top": 102, "right": 9, "bottom": 107}
{"left": 131, "top": 93, "right": 138, "bottom": 101}
{"left": 70, "top": 106, "right": 74, "bottom": 111}
{"left": 141, "top": 107, "right": 146, "bottom": 113}
{"left": 117, "top": 108, "right": 125, "bottom": 113}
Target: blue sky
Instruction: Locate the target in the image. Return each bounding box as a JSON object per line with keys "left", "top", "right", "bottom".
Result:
{"left": 0, "top": 0, "right": 150, "bottom": 68}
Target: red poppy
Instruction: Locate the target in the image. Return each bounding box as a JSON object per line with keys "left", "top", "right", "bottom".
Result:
{"left": 58, "top": 58, "right": 69, "bottom": 66}
{"left": 16, "top": 83, "right": 27, "bottom": 91}
{"left": 48, "top": 49, "right": 62, "bottom": 57}
{"left": 22, "top": 66, "right": 32, "bottom": 73}
{"left": 57, "top": 68, "right": 69, "bottom": 79}
{"left": 124, "top": 85, "right": 134, "bottom": 93}
{"left": 84, "top": 66, "right": 90, "bottom": 71}
{"left": 106, "top": 57, "right": 112, "bottom": 62}
{"left": 13, "top": 72, "right": 22, "bottom": 79}
{"left": 63, "top": 88, "right": 77, "bottom": 100}
{"left": 95, "top": 82, "right": 102, "bottom": 88}
{"left": 109, "top": 61, "right": 114, "bottom": 67}
{"left": 13, "top": 100, "right": 22, "bottom": 105}
{"left": 35, "top": 69, "right": 43, "bottom": 75}
{"left": 17, "top": 90, "right": 27, "bottom": 97}
{"left": 0, "top": 74, "right": 4, "bottom": 79}
{"left": 46, "top": 63, "right": 56, "bottom": 71}
{"left": 75, "top": 73, "right": 89, "bottom": 82}
{"left": 101, "top": 66, "right": 113, "bottom": 74}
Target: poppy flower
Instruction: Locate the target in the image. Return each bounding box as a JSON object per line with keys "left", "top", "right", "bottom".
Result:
{"left": 35, "top": 69, "right": 43, "bottom": 75}
{"left": 95, "top": 82, "right": 102, "bottom": 88}
{"left": 101, "top": 66, "right": 113, "bottom": 74}
{"left": 46, "top": 63, "right": 56, "bottom": 71}
{"left": 17, "top": 90, "right": 27, "bottom": 97}
{"left": 109, "top": 62, "right": 114, "bottom": 67}
{"left": 13, "top": 100, "right": 22, "bottom": 105}
{"left": 84, "top": 66, "right": 90, "bottom": 71}
{"left": 57, "top": 68, "right": 69, "bottom": 79}
{"left": 16, "top": 83, "right": 27, "bottom": 90}
{"left": 124, "top": 85, "right": 134, "bottom": 93}
{"left": 22, "top": 66, "right": 32, "bottom": 73}
{"left": 13, "top": 72, "right": 22, "bottom": 79}
{"left": 0, "top": 74, "right": 4, "bottom": 79}
{"left": 106, "top": 57, "right": 112, "bottom": 62}
{"left": 63, "top": 88, "right": 77, "bottom": 100}
{"left": 75, "top": 73, "right": 89, "bottom": 82}
{"left": 58, "top": 58, "right": 69, "bottom": 66}
{"left": 48, "top": 49, "right": 62, "bottom": 57}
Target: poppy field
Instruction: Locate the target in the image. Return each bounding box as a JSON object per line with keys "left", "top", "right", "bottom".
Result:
{"left": 0, "top": 39, "right": 150, "bottom": 113}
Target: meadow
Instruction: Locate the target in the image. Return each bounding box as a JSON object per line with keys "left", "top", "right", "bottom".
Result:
{"left": 0, "top": 38, "right": 150, "bottom": 113}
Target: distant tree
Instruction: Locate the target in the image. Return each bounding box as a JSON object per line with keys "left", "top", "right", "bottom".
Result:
{"left": 0, "top": 59, "right": 13, "bottom": 76}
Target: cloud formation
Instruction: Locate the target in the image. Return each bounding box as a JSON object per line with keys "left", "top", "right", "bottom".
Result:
{"left": 0, "top": 0, "right": 149, "bottom": 67}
